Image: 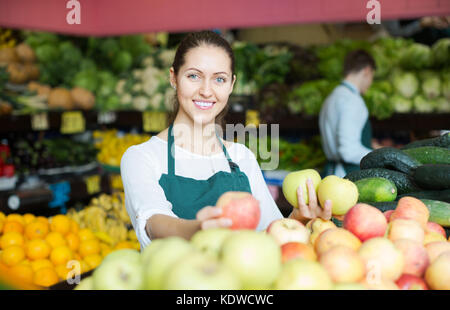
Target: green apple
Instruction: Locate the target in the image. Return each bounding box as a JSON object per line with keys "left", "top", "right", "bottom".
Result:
{"left": 274, "top": 258, "right": 333, "bottom": 290}
{"left": 190, "top": 228, "right": 235, "bottom": 259}
{"left": 220, "top": 230, "right": 282, "bottom": 290}
{"left": 334, "top": 283, "right": 366, "bottom": 290}
{"left": 317, "top": 175, "right": 358, "bottom": 215}
{"left": 102, "top": 248, "right": 141, "bottom": 264}
{"left": 141, "top": 238, "right": 165, "bottom": 264}
{"left": 143, "top": 237, "right": 195, "bottom": 290}
{"left": 74, "top": 276, "right": 94, "bottom": 290}
{"left": 282, "top": 169, "right": 321, "bottom": 207}
{"left": 92, "top": 250, "right": 144, "bottom": 290}
{"left": 163, "top": 252, "right": 241, "bottom": 290}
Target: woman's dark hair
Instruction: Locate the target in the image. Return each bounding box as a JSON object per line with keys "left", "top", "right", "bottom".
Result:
{"left": 168, "top": 31, "right": 235, "bottom": 128}
{"left": 343, "top": 49, "right": 376, "bottom": 76}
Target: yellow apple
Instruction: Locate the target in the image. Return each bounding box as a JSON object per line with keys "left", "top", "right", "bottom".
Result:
{"left": 282, "top": 169, "right": 321, "bottom": 207}
{"left": 317, "top": 175, "right": 358, "bottom": 216}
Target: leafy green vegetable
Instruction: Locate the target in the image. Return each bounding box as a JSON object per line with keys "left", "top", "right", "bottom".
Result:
{"left": 413, "top": 95, "right": 435, "bottom": 113}
{"left": 364, "top": 81, "right": 394, "bottom": 119}
{"left": 435, "top": 97, "right": 450, "bottom": 112}
{"left": 392, "top": 94, "right": 412, "bottom": 113}
{"left": 400, "top": 43, "right": 432, "bottom": 70}
{"left": 420, "top": 71, "right": 441, "bottom": 99}
{"left": 391, "top": 70, "right": 419, "bottom": 99}
{"left": 72, "top": 69, "right": 99, "bottom": 92}
{"left": 431, "top": 38, "right": 450, "bottom": 67}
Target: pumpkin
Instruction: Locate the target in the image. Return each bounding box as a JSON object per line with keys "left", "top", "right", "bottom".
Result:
{"left": 70, "top": 87, "right": 95, "bottom": 110}
{"left": 48, "top": 88, "right": 74, "bottom": 110}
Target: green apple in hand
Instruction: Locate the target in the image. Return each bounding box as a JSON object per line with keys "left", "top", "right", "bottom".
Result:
{"left": 317, "top": 175, "right": 359, "bottom": 215}
{"left": 282, "top": 169, "right": 322, "bottom": 207}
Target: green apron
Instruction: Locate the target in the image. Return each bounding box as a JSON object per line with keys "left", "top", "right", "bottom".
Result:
{"left": 322, "top": 81, "right": 373, "bottom": 177}
{"left": 158, "top": 124, "right": 252, "bottom": 220}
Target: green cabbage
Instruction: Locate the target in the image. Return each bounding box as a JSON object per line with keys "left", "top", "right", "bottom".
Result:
{"left": 431, "top": 38, "right": 450, "bottom": 67}
{"left": 392, "top": 71, "right": 419, "bottom": 99}
{"left": 435, "top": 97, "right": 450, "bottom": 112}
{"left": 420, "top": 71, "right": 441, "bottom": 99}
{"left": 392, "top": 95, "right": 412, "bottom": 113}
{"left": 400, "top": 43, "right": 432, "bottom": 70}
{"left": 413, "top": 95, "right": 435, "bottom": 113}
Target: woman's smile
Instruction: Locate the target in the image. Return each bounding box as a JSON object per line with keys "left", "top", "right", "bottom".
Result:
{"left": 193, "top": 100, "right": 215, "bottom": 110}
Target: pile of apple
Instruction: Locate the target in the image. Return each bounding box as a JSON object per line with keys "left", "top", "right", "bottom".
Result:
{"left": 75, "top": 171, "right": 449, "bottom": 290}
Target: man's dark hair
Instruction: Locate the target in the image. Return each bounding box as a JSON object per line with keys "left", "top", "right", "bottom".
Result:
{"left": 343, "top": 49, "right": 376, "bottom": 76}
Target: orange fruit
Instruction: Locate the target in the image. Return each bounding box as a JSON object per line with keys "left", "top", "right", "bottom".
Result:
{"left": 69, "top": 219, "right": 79, "bottom": 234}
{"left": 78, "top": 228, "right": 95, "bottom": 242}
{"left": 73, "top": 253, "right": 81, "bottom": 261}
{"left": 45, "top": 232, "right": 66, "bottom": 248}
{"left": 50, "top": 246, "right": 73, "bottom": 266}
{"left": 2, "top": 221, "right": 24, "bottom": 234}
{"left": 114, "top": 241, "right": 134, "bottom": 250}
{"left": 0, "top": 220, "right": 3, "bottom": 233}
{"left": 33, "top": 267, "right": 59, "bottom": 287}
{"left": 35, "top": 216, "right": 48, "bottom": 226}
{"left": 84, "top": 254, "right": 102, "bottom": 270}
{"left": 65, "top": 232, "right": 80, "bottom": 252}
{"left": 100, "top": 243, "right": 112, "bottom": 257}
{"left": 49, "top": 215, "right": 71, "bottom": 235}
{"left": 0, "top": 232, "right": 25, "bottom": 249}
{"left": 30, "top": 259, "right": 53, "bottom": 272}
{"left": 1, "top": 245, "right": 25, "bottom": 267}
{"left": 6, "top": 214, "right": 25, "bottom": 226}
{"left": 79, "top": 239, "right": 100, "bottom": 258}
{"left": 9, "top": 263, "right": 34, "bottom": 283}
{"left": 0, "top": 211, "right": 5, "bottom": 222}
{"left": 23, "top": 214, "right": 36, "bottom": 225}
{"left": 54, "top": 264, "right": 71, "bottom": 281}
{"left": 25, "top": 221, "right": 49, "bottom": 240}
{"left": 25, "top": 239, "right": 51, "bottom": 260}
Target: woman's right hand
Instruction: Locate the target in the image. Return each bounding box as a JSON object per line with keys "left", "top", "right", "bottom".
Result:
{"left": 196, "top": 206, "right": 233, "bottom": 230}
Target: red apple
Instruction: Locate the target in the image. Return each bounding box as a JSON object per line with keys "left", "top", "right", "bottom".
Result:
{"left": 390, "top": 197, "right": 429, "bottom": 229}
{"left": 384, "top": 210, "right": 394, "bottom": 222}
{"left": 387, "top": 219, "right": 425, "bottom": 243}
{"left": 425, "top": 241, "right": 450, "bottom": 263}
{"left": 343, "top": 203, "right": 387, "bottom": 242}
{"left": 393, "top": 239, "right": 429, "bottom": 277}
{"left": 396, "top": 274, "right": 429, "bottom": 290}
{"left": 280, "top": 242, "right": 316, "bottom": 263}
{"left": 425, "top": 222, "right": 446, "bottom": 239}
{"left": 266, "top": 218, "right": 310, "bottom": 245}
{"left": 216, "top": 192, "right": 261, "bottom": 230}
{"left": 319, "top": 245, "right": 365, "bottom": 284}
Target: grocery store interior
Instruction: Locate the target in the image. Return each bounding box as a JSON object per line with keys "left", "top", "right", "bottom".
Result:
{"left": 0, "top": 0, "right": 449, "bottom": 291}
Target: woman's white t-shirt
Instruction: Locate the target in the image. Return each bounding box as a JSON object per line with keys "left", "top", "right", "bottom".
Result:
{"left": 120, "top": 136, "right": 284, "bottom": 249}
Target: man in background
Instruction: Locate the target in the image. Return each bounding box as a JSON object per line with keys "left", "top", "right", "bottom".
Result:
{"left": 319, "top": 50, "right": 376, "bottom": 177}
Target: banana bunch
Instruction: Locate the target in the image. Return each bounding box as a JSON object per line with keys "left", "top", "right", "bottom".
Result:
{"left": 0, "top": 28, "right": 16, "bottom": 48}
{"left": 67, "top": 191, "right": 137, "bottom": 248}
{"left": 93, "top": 129, "right": 151, "bottom": 167}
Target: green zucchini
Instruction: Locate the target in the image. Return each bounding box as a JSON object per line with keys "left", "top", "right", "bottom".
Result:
{"left": 413, "top": 164, "right": 450, "bottom": 190}
{"left": 345, "top": 168, "right": 421, "bottom": 195}
{"left": 403, "top": 147, "right": 450, "bottom": 165}
{"left": 397, "top": 189, "right": 450, "bottom": 203}
{"left": 420, "top": 199, "right": 450, "bottom": 228}
{"left": 355, "top": 177, "right": 397, "bottom": 203}
{"left": 360, "top": 147, "right": 420, "bottom": 174}
{"left": 402, "top": 133, "right": 450, "bottom": 150}
{"left": 369, "top": 201, "right": 398, "bottom": 213}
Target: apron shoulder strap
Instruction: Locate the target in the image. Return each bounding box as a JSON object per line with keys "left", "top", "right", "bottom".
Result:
{"left": 167, "top": 124, "right": 175, "bottom": 176}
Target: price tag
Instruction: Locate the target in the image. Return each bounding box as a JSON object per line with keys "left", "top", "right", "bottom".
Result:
{"left": 110, "top": 174, "right": 123, "bottom": 190}
{"left": 85, "top": 175, "right": 101, "bottom": 195}
{"left": 31, "top": 113, "right": 49, "bottom": 131}
{"left": 97, "top": 111, "right": 117, "bottom": 125}
{"left": 60, "top": 111, "right": 85, "bottom": 134}
{"left": 142, "top": 111, "right": 167, "bottom": 132}
{"left": 245, "top": 110, "right": 260, "bottom": 127}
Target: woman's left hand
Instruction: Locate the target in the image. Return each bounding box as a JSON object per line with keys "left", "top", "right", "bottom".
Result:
{"left": 288, "top": 178, "right": 333, "bottom": 225}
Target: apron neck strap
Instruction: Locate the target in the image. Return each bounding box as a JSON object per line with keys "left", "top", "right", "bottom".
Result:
{"left": 167, "top": 124, "right": 236, "bottom": 176}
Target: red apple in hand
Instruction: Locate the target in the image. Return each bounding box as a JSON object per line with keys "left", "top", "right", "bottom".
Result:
{"left": 216, "top": 192, "right": 261, "bottom": 230}
{"left": 396, "top": 274, "right": 429, "bottom": 290}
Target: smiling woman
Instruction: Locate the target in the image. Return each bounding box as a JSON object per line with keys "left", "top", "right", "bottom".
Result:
{"left": 120, "top": 31, "right": 331, "bottom": 250}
